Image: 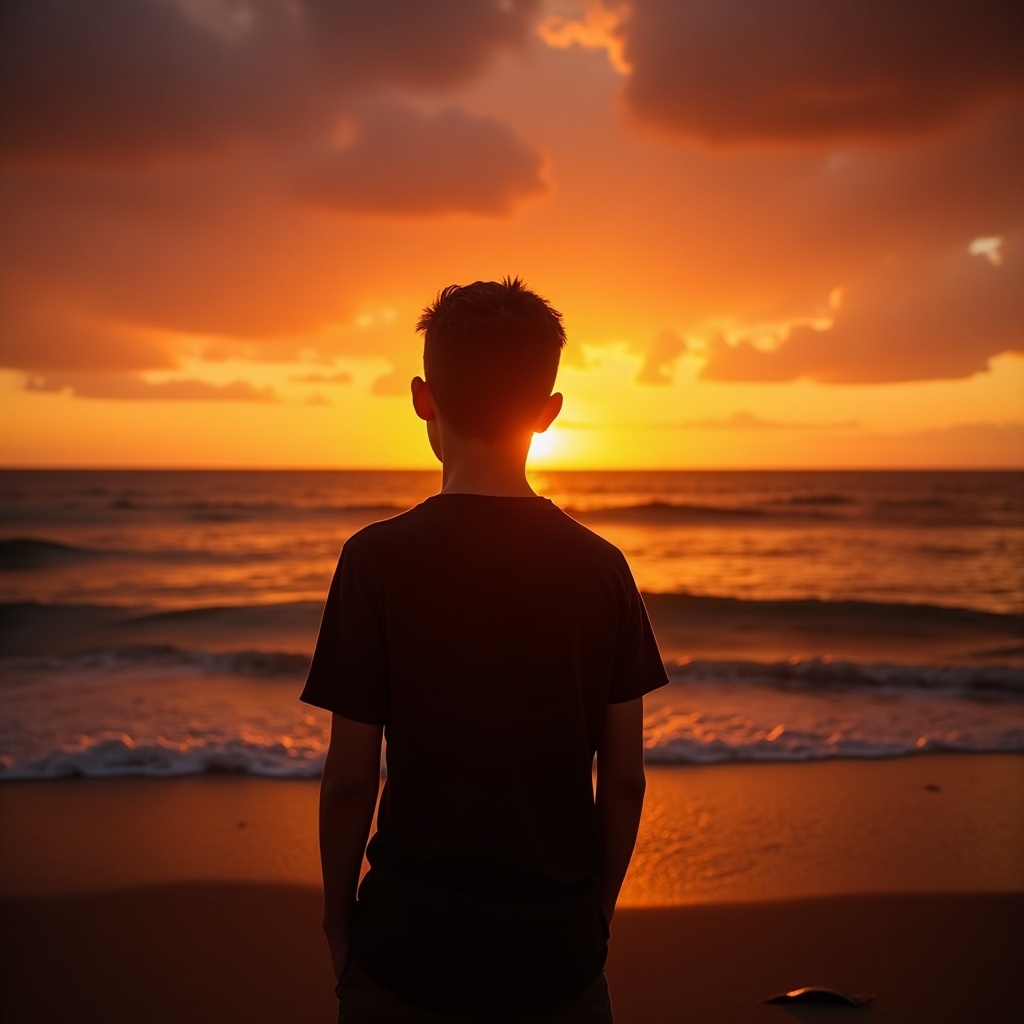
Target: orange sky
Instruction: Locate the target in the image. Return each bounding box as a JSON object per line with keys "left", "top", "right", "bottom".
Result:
{"left": 1, "top": 0, "right": 1022, "bottom": 468}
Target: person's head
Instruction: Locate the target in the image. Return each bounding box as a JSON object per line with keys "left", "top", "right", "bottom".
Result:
{"left": 413, "top": 277, "right": 565, "bottom": 446}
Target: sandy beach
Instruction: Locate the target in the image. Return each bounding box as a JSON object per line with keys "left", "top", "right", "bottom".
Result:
{"left": 3, "top": 755, "right": 1022, "bottom": 1023}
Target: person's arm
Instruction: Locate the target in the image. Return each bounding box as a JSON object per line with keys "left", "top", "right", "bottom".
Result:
{"left": 595, "top": 696, "right": 647, "bottom": 924}
{"left": 319, "top": 712, "right": 384, "bottom": 980}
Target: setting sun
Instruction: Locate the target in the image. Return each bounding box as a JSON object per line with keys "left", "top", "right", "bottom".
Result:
{"left": 528, "top": 425, "right": 568, "bottom": 465}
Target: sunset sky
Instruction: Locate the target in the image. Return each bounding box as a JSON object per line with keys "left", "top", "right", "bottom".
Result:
{"left": 1, "top": 0, "right": 1022, "bottom": 469}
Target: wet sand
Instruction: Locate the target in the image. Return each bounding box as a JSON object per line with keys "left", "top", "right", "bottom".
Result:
{"left": 2, "top": 757, "right": 1022, "bottom": 1023}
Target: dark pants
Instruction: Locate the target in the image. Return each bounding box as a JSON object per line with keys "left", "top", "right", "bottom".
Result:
{"left": 337, "top": 960, "right": 614, "bottom": 1024}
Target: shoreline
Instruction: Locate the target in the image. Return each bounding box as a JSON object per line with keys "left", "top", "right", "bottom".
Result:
{"left": 2, "top": 755, "right": 1022, "bottom": 902}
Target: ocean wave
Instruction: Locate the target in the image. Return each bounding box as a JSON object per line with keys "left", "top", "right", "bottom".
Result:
{"left": 123, "top": 602, "right": 321, "bottom": 627}
{"left": 910, "top": 543, "right": 984, "bottom": 557}
{"left": 667, "top": 657, "right": 1024, "bottom": 697}
{"left": 3, "top": 593, "right": 1020, "bottom": 664}
{"left": 3, "top": 644, "right": 310, "bottom": 679}
{"left": 0, "top": 538, "right": 102, "bottom": 570}
{"left": 0, "top": 538, "right": 304, "bottom": 571}
{"left": 0, "top": 600, "right": 325, "bottom": 659}
{"left": 15, "top": 592, "right": 1014, "bottom": 625}
{"left": 182, "top": 501, "right": 406, "bottom": 523}
{"left": 568, "top": 501, "right": 776, "bottom": 523}
{"left": 2, "top": 717, "right": 1021, "bottom": 781}
{"left": 785, "top": 493, "right": 855, "bottom": 506}
{"left": 0, "top": 734, "right": 325, "bottom": 781}
{"left": 6, "top": 643, "right": 1020, "bottom": 696}
{"left": 643, "top": 591, "right": 1023, "bottom": 631}
{"left": 641, "top": 729, "right": 1024, "bottom": 765}
{"left": 97, "top": 496, "right": 409, "bottom": 521}
{"left": 560, "top": 492, "right": 1019, "bottom": 528}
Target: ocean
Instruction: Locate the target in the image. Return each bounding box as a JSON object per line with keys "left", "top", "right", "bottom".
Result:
{"left": 1, "top": 469, "right": 1021, "bottom": 780}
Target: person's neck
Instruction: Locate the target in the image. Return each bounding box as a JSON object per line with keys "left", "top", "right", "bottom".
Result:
{"left": 439, "top": 435, "right": 536, "bottom": 497}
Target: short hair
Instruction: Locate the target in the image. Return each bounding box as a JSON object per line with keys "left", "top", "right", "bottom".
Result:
{"left": 417, "top": 276, "right": 566, "bottom": 443}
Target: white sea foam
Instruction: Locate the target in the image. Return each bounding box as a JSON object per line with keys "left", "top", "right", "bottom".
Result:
{"left": 2, "top": 671, "right": 1022, "bottom": 780}
{"left": 641, "top": 678, "right": 1024, "bottom": 767}
{"left": 642, "top": 725, "right": 1024, "bottom": 765}
{"left": 3, "top": 719, "right": 1021, "bottom": 780}
{"left": 0, "top": 734, "right": 326, "bottom": 781}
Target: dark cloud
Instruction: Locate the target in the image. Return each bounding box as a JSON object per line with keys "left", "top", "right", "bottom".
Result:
{"left": 0, "top": 0, "right": 316, "bottom": 165}
{"left": 25, "top": 372, "right": 277, "bottom": 401}
{"left": 0, "top": 0, "right": 544, "bottom": 168}
{"left": 0, "top": 0, "right": 550, "bottom": 392}
{"left": 295, "top": 104, "right": 547, "bottom": 216}
{"left": 3, "top": 0, "right": 1020, "bottom": 402}
{"left": 617, "top": 0, "right": 1024, "bottom": 145}
{"left": 636, "top": 330, "right": 687, "bottom": 384}
{"left": 304, "top": 0, "right": 541, "bottom": 92}
{"left": 701, "top": 243, "right": 1024, "bottom": 383}
{"left": 786, "top": 103, "right": 1024, "bottom": 260}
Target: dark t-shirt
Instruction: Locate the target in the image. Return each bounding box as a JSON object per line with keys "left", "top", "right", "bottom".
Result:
{"left": 301, "top": 492, "right": 668, "bottom": 1014}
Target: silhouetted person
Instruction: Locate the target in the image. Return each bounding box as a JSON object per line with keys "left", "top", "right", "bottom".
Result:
{"left": 302, "top": 278, "right": 667, "bottom": 1022}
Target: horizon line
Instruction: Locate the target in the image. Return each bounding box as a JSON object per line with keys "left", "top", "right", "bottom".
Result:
{"left": 0, "top": 465, "right": 1021, "bottom": 473}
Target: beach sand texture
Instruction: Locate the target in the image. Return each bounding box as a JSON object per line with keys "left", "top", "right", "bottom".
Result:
{"left": 3, "top": 757, "right": 1022, "bottom": 1024}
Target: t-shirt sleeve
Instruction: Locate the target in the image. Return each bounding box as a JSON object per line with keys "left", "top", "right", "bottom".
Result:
{"left": 608, "top": 563, "right": 669, "bottom": 704}
{"left": 300, "top": 544, "right": 389, "bottom": 725}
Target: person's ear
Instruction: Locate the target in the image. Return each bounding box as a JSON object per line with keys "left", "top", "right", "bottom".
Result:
{"left": 533, "top": 392, "right": 563, "bottom": 433}
{"left": 411, "top": 376, "right": 436, "bottom": 422}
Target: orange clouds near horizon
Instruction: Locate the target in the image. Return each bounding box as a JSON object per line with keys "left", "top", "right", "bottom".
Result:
{"left": 1, "top": 0, "right": 1022, "bottom": 469}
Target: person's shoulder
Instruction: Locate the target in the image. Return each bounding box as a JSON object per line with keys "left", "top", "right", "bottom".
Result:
{"left": 342, "top": 504, "right": 426, "bottom": 552}
{"left": 547, "top": 504, "right": 631, "bottom": 567}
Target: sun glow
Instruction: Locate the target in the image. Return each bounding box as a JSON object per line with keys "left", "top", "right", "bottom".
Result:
{"left": 528, "top": 426, "right": 566, "bottom": 465}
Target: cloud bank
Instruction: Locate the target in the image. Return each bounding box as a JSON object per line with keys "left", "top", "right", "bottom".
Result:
{"left": 0, "top": 0, "right": 1021, "bottom": 428}
{"left": 0, "top": 0, "right": 547, "bottom": 215}
{"left": 617, "top": 0, "right": 1024, "bottom": 145}
{"left": 297, "top": 105, "right": 546, "bottom": 216}
{"left": 702, "top": 242, "right": 1023, "bottom": 383}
